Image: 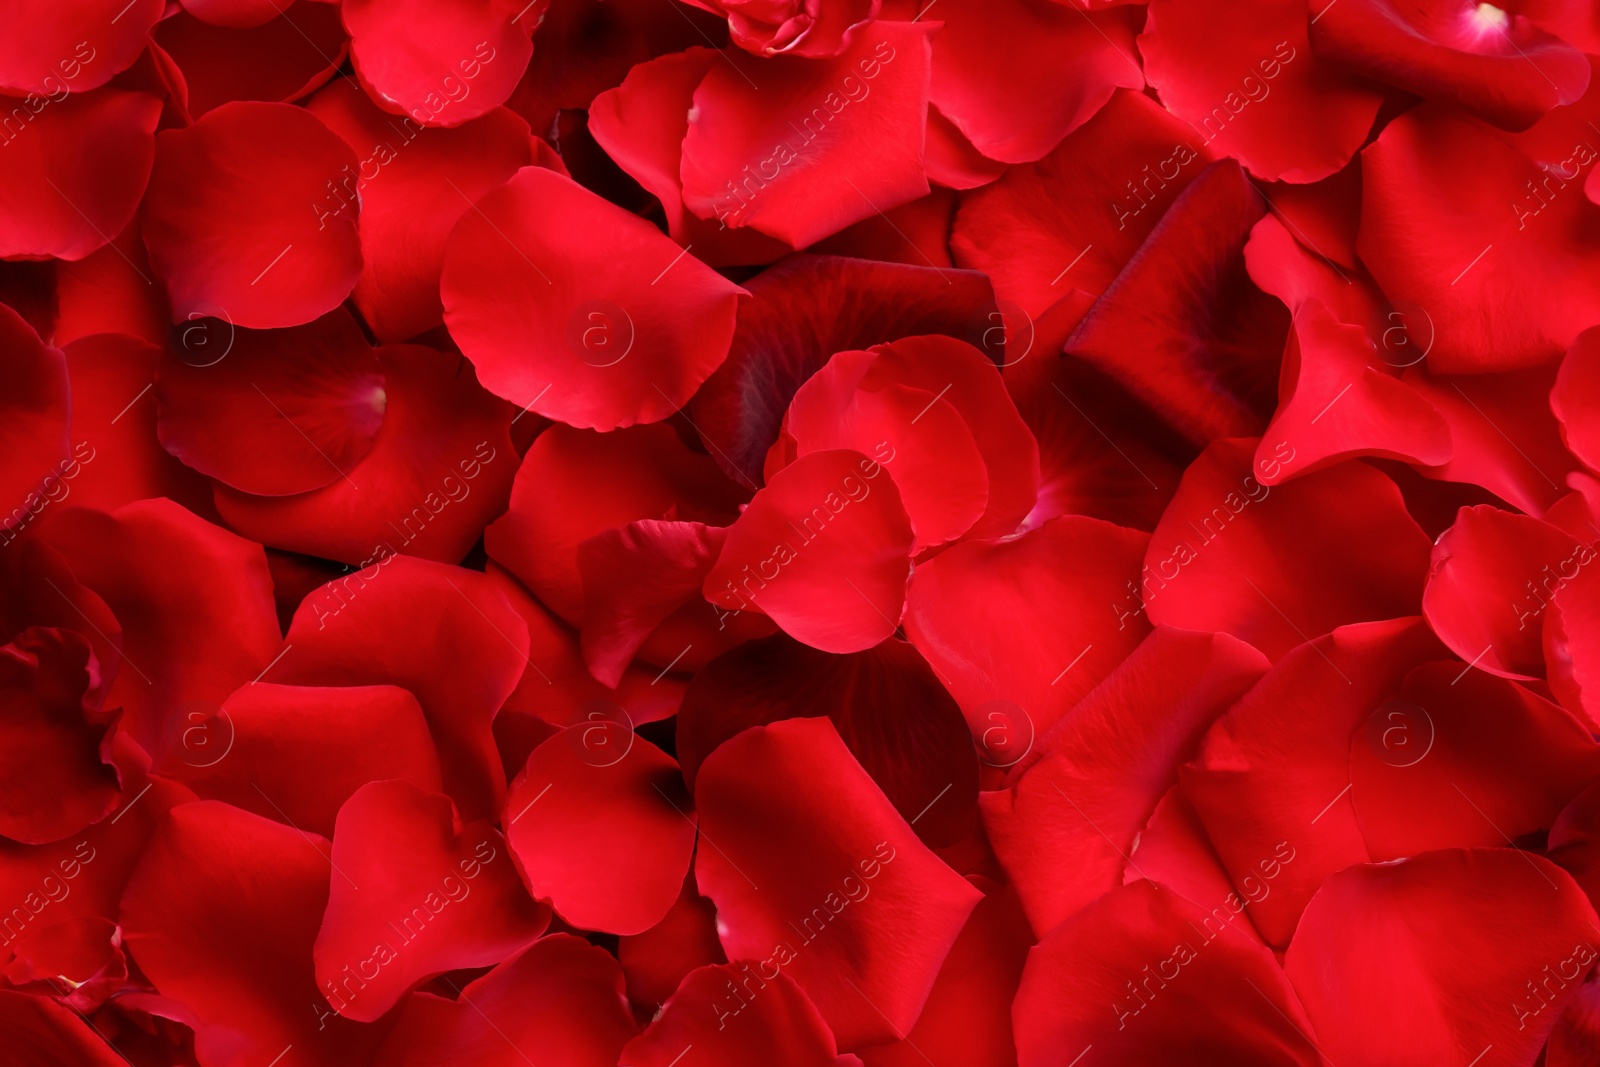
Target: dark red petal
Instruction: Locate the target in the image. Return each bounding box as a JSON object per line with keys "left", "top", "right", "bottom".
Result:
{"left": 487, "top": 422, "right": 745, "bottom": 628}
{"left": 951, "top": 89, "right": 1217, "bottom": 319}
{"left": 1359, "top": 103, "right": 1600, "bottom": 373}
{"left": 676, "top": 634, "right": 979, "bottom": 847}
{"left": 0, "top": 628, "right": 118, "bottom": 845}
{"left": 36, "top": 500, "right": 281, "bottom": 760}
{"left": 617, "top": 876, "right": 727, "bottom": 1014}
{"left": 156, "top": 309, "right": 385, "bottom": 496}
{"left": 152, "top": 3, "right": 347, "bottom": 118}
{"left": 1550, "top": 558, "right": 1600, "bottom": 731}
{"left": 442, "top": 166, "right": 745, "bottom": 430}
{"left": 342, "top": 0, "right": 536, "bottom": 127}
{"left": 704, "top": 449, "right": 914, "bottom": 654}
{"left": 213, "top": 344, "right": 517, "bottom": 566}
{"left": 1311, "top": 0, "right": 1590, "bottom": 130}
{"left": 1257, "top": 299, "right": 1452, "bottom": 480}
{"left": 779, "top": 349, "right": 990, "bottom": 550}
{"left": 1549, "top": 978, "right": 1600, "bottom": 1067}
{"left": 142, "top": 101, "right": 362, "bottom": 329}
{"left": 693, "top": 718, "right": 982, "bottom": 1050}
{"left": 374, "top": 934, "right": 638, "bottom": 1066}
{"left": 1140, "top": 0, "right": 1384, "bottom": 182}
{"left": 1065, "top": 160, "right": 1287, "bottom": 447}
{"left": 0, "top": 987, "right": 126, "bottom": 1066}
{"left": 158, "top": 682, "right": 444, "bottom": 839}
{"left": 1182, "top": 617, "right": 1446, "bottom": 948}
{"left": 504, "top": 731, "right": 695, "bottom": 935}
{"left": 690, "top": 254, "right": 1000, "bottom": 486}
{"left": 119, "top": 802, "right": 381, "bottom": 1067}
{"left": 1350, "top": 663, "right": 1600, "bottom": 860}
{"left": 61, "top": 333, "right": 213, "bottom": 516}
{"left": 1405, "top": 361, "right": 1581, "bottom": 516}
{"left": 0, "top": 1, "right": 163, "bottom": 94}
{"left": 276, "top": 556, "right": 529, "bottom": 820}
{"left": 981, "top": 628, "right": 1268, "bottom": 937}
{"left": 1550, "top": 778, "right": 1600, "bottom": 905}
{"left": 1555, "top": 326, "right": 1600, "bottom": 473}
{"left": 679, "top": 24, "right": 935, "bottom": 247}
{"left": 181, "top": 0, "right": 297, "bottom": 28}
{"left": 53, "top": 221, "right": 167, "bottom": 347}
{"left": 1422, "top": 504, "right": 1584, "bottom": 679}
{"left": 307, "top": 79, "right": 537, "bottom": 342}
{"left": 0, "top": 306, "right": 68, "bottom": 534}
{"left": 1145, "top": 439, "right": 1431, "bottom": 660}
{"left": 620, "top": 963, "right": 861, "bottom": 1067}
{"left": 904, "top": 514, "right": 1150, "bottom": 739}
{"left": 927, "top": 0, "right": 1142, "bottom": 163}
{"left": 1, "top": 915, "right": 127, "bottom": 1012}
{"left": 1285, "top": 849, "right": 1599, "bottom": 1065}
{"left": 314, "top": 780, "right": 546, "bottom": 1021}
{"left": 0, "top": 89, "right": 161, "bottom": 261}
{"left": 1013, "top": 879, "right": 1323, "bottom": 1066}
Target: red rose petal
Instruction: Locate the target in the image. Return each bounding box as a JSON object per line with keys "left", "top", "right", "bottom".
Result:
{"left": 0, "top": 987, "right": 125, "bottom": 1066}
{"left": 1555, "top": 326, "right": 1600, "bottom": 473}
{"left": 981, "top": 628, "right": 1268, "bottom": 936}
{"left": 1549, "top": 979, "right": 1600, "bottom": 1067}
{"left": 693, "top": 718, "right": 982, "bottom": 1050}
{"left": 119, "top": 801, "right": 381, "bottom": 1067}
{"left": 308, "top": 79, "right": 538, "bottom": 342}
{"left": 35, "top": 500, "right": 281, "bottom": 761}
{"left": 1311, "top": 0, "right": 1590, "bottom": 130}
{"left": 951, "top": 88, "right": 1216, "bottom": 319}
{"left": 1013, "top": 879, "right": 1323, "bottom": 1066}
{"left": 1064, "top": 159, "right": 1287, "bottom": 447}
{"left": 1140, "top": 0, "right": 1384, "bottom": 182}
{"left": 676, "top": 633, "right": 979, "bottom": 847}
{"left": 690, "top": 254, "right": 1001, "bottom": 486}
{"left": 442, "top": 166, "right": 745, "bottom": 430}
{"left": 275, "top": 556, "right": 529, "bottom": 820}
{"left": 213, "top": 343, "right": 517, "bottom": 566}
{"left": 1422, "top": 504, "right": 1584, "bottom": 679}
{"left": 0, "top": 1, "right": 163, "bottom": 95}
{"left": 0, "top": 628, "right": 118, "bottom": 845}
{"left": 1182, "top": 617, "right": 1447, "bottom": 948}
{"left": 153, "top": 3, "right": 348, "bottom": 118}
{"left": 928, "top": 0, "right": 1142, "bottom": 163}
{"left": 904, "top": 514, "right": 1150, "bottom": 738}
{"left": 181, "top": 0, "right": 298, "bottom": 28}
{"left": 1, "top": 915, "right": 127, "bottom": 1012}
{"left": 142, "top": 101, "right": 363, "bottom": 329}
{"left": 53, "top": 221, "right": 168, "bottom": 347}
{"left": 1285, "top": 849, "right": 1599, "bottom": 1065}
{"left": 617, "top": 875, "right": 727, "bottom": 1014}
{"left": 0, "top": 306, "right": 68, "bottom": 534}
{"left": 158, "top": 683, "right": 444, "bottom": 839}
{"left": 0, "top": 89, "right": 161, "bottom": 262}
{"left": 504, "top": 731, "right": 696, "bottom": 935}
{"left": 1145, "top": 438, "right": 1431, "bottom": 660}
{"left": 1550, "top": 560, "right": 1600, "bottom": 731}
{"left": 621, "top": 962, "right": 861, "bottom": 1067}
{"left": 342, "top": 0, "right": 536, "bottom": 128}
{"left": 1349, "top": 663, "right": 1600, "bottom": 860}
{"left": 156, "top": 308, "right": 385, "bottom": 496}
{"left": 679, "top": 23, "right": 935, "bottom": 248}
{"left": 704, "top": 449, "right": 914, "bottom": 654}
{"left": 373, "top": 934, "right": 638, "bottom": 1067}
{"left": 313, "top": 780, "right": 546, "bottom": 1021}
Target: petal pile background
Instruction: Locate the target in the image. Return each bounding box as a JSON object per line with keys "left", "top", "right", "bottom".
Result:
{"left": 4, "top": 0, "right": 1600, "bottom": 1064}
